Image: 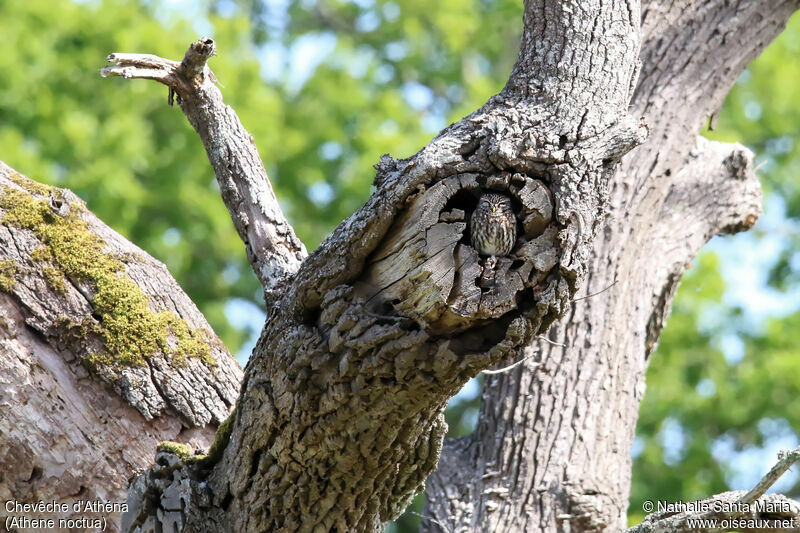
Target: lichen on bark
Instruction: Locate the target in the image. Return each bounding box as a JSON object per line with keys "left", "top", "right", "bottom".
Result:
{"left": 0, "top": 183, "right": 214, "bottom": 369}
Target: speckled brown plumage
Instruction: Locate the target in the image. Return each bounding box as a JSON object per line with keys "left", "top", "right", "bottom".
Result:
{"left": 470, "top": 192, "right": 517, "bottom": 257}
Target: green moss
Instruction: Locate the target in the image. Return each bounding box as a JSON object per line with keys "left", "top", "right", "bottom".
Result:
{"left": 7, "top": 170, "right": 52, "bottom": 196}
{"left": 156, "top": 408, "right": 236, "bottom": 467}
{"left": 32, "top": 246, "right": 67, "bottom": 294}
{"left": 156, "top": 441, "right": 194, "bottom": 460}
{"left": 31, "top": 246, "right": 52, "bottom": 262}
{"left": 43, "top": 265, "right": 66, "bottom": 294}
{"left": 1, "top": 188, "right": 54, "bottom": 228}
{"left": 0, "top": 185, "right": 215, "bottom": 368}
{"left": 0, "top": 260, "right": 18, "bottom": 292}
{"left": 202, "top": 408, "right": 236, "bottom": 465}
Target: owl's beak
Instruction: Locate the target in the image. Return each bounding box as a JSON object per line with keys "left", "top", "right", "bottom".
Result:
{"left": 492, "top": 206, "right": 496, "bottom": 213}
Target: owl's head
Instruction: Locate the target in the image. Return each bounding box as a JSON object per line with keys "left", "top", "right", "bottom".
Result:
{"left": 478, "top": 192, "right": 513, "bottom": 214}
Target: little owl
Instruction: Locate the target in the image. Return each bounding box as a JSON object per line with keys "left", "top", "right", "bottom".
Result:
{"left": 470, "top": 192, "right": 517, "bottom": 257}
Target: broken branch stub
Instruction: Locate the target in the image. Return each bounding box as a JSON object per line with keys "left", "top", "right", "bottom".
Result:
{"left": 356, "top": 169, "right": 560, "bottom": 336}
{"left": 102, "top": 39, "right": 307, "bottom": 298}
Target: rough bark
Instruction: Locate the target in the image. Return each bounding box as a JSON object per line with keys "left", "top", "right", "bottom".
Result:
{"left": 109, "top": 0, "right": 645, "bottom": 527}
{"left": 2, "top": 0, "right": 796, "bottom": 532}
{"left": 101, "top": 40, "right": 307, "bottom": 299}
{"left": 0, "top": 162, "right": 242, "bottom": 529}
{"left": 206, "top": 0, "right": 646, "bottom": 528}
{"left": 424, "top": 1, "right": 798, "bottom": 532}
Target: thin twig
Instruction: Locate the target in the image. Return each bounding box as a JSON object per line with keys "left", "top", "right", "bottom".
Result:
{"left": 406, "top": 511, "right": 453, "bottom": 533}
{"left": 740, "top": 445, "right": 800, "bottom": 504}
{"left": 625, "top": 445, "right": 800, "bottom": 533}
{"left": 572, "top": 279, "right": 618, "bottom": 302}
{"left": 482, "top": 352, "right": 540, "bottom": 375}
{"left": 536, "top": 335, "right": 566, "bottom": 348}
{"left": 101, "top": 39, "right": 307, "bottom": 297}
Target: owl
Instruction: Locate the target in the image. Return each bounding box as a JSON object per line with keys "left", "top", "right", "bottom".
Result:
{"left": 470, "top": 192, "right": 517, "bottom": 257}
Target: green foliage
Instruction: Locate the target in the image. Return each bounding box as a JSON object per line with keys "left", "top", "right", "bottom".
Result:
{"left": 234, "top": 0, "right": 523, "bottom": 247}
{"left": 0, "top": 0, "right": 522, "bottom": 360}
{"left": 705, "top": 12, "right": 800, "bottom": 292}
{"left": 0, "top": 0, "right": 257, "bottom": 352}
{"left": 3, "top": 0, "right": 799, "bottom": 530}
{"left": 629, "top": 255, "right": 731, "bottom": 522}
{"left": 0, "top": 1, "right": 520, "bottom": 529}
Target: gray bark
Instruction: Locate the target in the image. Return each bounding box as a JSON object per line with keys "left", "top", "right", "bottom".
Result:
{"left": 113, "top": 0, "right": 645, "bottom": 529}
{"left": 424, "top": 1, "right": 798, "bottom": 532}
{"left": 0, "top": 162, "right": 241, "bottom": 530}
{"left": 202, "top": 0, "right": 643, "bottom": 528}
{"left": 1, "top": 0, "right": 797, "bottom": 532}
{"left": 101, "top": 40, "right": 307, "bottom": 300}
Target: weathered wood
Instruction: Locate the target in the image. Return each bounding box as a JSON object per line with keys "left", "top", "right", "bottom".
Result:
{"left": 0, "top": 162, "right": 241, "bottom": 528}
{"left": 358, "top": 171, "right": 557, "bottom": 335}
{"left": 107, "top": 0, "right": 646, "bottom": 530}
{"left": 102, "top": 39, "right": 307, "bottom": 298}
{"left": 99, "top": 0, "right": 646, "bottom": 529}
{"left": 19, "top": 0, "right": 788, "bottom": 531}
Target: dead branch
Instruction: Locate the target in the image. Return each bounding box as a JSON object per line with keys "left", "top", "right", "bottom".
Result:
{"left": 626, "top": 445, "right": 800, "bottom": 533}
{"left": 102, "top": 39, "right": 307, "bottom": 298}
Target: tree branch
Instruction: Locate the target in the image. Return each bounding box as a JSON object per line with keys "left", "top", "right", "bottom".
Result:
{"left": 643, "top": 137, "right": 761, "bottom": 353}
{"left": 0, "top": 162, "right": 242, "bottom": 526}
{"left": 626, "top": 446, "right": 800, "bottom": 533}
{"left": 425, "top": 1, "right": 796, "bottom": 530}
{"left": 741, "top": 447, "right": 800, "bottom": 505}
{"left": 119, "top": 1, "right": 646, "bottom": 524}
{"left": 101, "top": 39, "right": 307, "bottom": 297}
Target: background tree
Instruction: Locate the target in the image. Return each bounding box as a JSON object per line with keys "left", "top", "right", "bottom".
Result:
{"left": 629, "top": 13, "right": 800, "bottom": 524}
{"left": 0, "top": 0, "right": 799, "bottom": 532}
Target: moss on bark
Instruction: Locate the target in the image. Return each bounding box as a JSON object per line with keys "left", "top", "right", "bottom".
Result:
{"left": 0, "top": 183, "right": 215, "bottom": 368}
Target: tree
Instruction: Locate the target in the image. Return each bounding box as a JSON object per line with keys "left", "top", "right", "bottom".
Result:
{"left": 1, "top": 1, "right": 800, "bottom": 533}
{"left": 630, "top": 14, "right": 800, "bottom": 518}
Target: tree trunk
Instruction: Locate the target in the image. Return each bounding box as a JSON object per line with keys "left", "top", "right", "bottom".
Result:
{"left": 424, "top": 1, "right": 796, "bottom": 532}
{"left": 1, "top": 1, "right": 798, "bottom": 532}
{"left": 168, "top": 0, "right": 646, "bottom": 529}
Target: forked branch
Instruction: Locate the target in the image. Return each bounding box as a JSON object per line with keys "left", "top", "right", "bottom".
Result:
{"left": 101, "top": 39, "right": 307, "bottom": 298}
